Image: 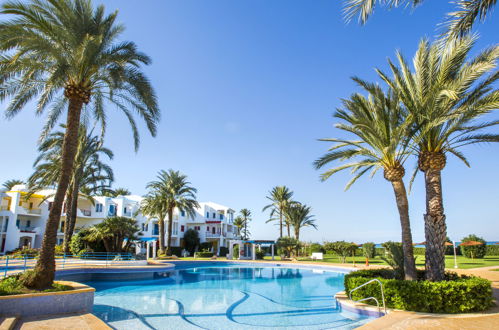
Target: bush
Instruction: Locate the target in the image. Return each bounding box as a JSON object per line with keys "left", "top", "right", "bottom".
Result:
{"left": 10, "top": 247, "right": 39, "bottom": 256}
{"left": 1, "top": 271, "right": 73, "bottom": 296}
{"left": 255, "top": 250, "right": 265, "bottom": 260}
{"left": 344, "top": 269, "right": 493, "bottom": 313}
{"left": 381, "top": 241, "right": 405, "bottom": 279}
{"left": 183, "top": 229, "right": 200, "bottom": 255}
{"left": 169, "top": 247, "right": 183, "bottom": 257}
{"left": 199, "top": 242, "right": 213, "bottom": 251}
{"left": 486, "top": 245, "right": 499, "bottom": 256}
{"left": 310, "top": 243, "right": 325, "bottom": 254}
{"left": 413, "top": 247, "right": 425, "bottom": 255}
{"left": 195, "top": 251, "right": 214, "bottom": 258}
{"left": 219, "top": 247, "right": 229, "bottom": 257}
{"left": 276, "top": 237, "right": 300, "bottom": 258}
{"left": 460, "top": 234, "right": 486, "bottom": 259}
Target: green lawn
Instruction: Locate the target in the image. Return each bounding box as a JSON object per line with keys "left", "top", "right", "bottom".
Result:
{"left": 263, "top": 254, "right": 499, "bottom": 270}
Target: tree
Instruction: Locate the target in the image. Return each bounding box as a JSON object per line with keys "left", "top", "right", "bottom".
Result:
{"left": 377, "top": 36, "right": 499, "bottom": 281}
{"left": 263, "top": 186, "right": 295, "bottom": 238}
{"left": 460, "top": 234, "right": 487, "bottom": 259}
{"left": 140, "top": 192, "right": 167, "bottom": 255}
{"left": 110, "top": 187, "right": 131, "bottom": 197}
{"left": 276, "top": 236, "right": 300, "bottom": 258}
{"left": 362, "top": 242, "right": 376, "bottom": 265}
{"left": 144, "top": 170, "right": 199, "bottom": 255}
{"left": 342, "top": 0, "right": 497, "bottom": 41}
{"left": 2, "top": 179, "right": 24, "bottom": 191}
{"left": 85, "top": 216, "right": 140, "bottom": 253}
{"left": 233, "top": 216, "right": 245, "bottom": 239}
{"left": 314, "top": 81, "right": 418, "bottom": 280}
{"left": 0, "top": 0, "right": 159, "bottom": 289}
{"left": 284, "top": 203, "right": 317, "bottom": 241}
{"left": 239, "top": 209, "right": 252, "bottom": 240}
{"left": 381, "top": 241, "right": 406, "bottom": 280}
{"left": 183, "top": 228, "right": 200, "bottom": 256}
{"left": 28, "top": 124, "right": 114, "bottom": 253}
{"left": 324, "top": 241, "right": 357, "bottom": 263}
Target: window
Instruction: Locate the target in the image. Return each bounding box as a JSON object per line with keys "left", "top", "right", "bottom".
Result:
{"left": 3, "top": 218, "right": 8, "bottom": 231}
{"left": 206, "top": 212, "right": 209, "bottom": 218}
{"left": 206, "top": 226, "right": 209, "bottom": 231}
{"left": 219, "top": 214, "right": 223, "bottom": 220}
{"left": 109, "top": 204, "right": 116, "bottom": 216}
{"left": 181, "top": 225, "right": 185, "bottom": 232}
{"left": 95, "top": 203, "right": 103, "bottom": 212}
{"left": 60, "top": 221, "right": 65, "bottom": 232}
{"left": 181, "top": 210, "right": 185, "bottom": 217}
{"left": 26, "top": 220, "right": 31, "bottom": 228}
{"left": 124, "top": 207, "right": 128, "bottom": 214}
{"left": 212, "top": 212, "right": 216, "bottom": 218}
{"left": 194, "top": 226, "right": 200, "bottom": 231}
{"left": 16, "top": 219, "right": 20, "bottom": 227}
{"left": 141, "top": 223, "right": 146, "bottom": 231}
{"left": 153, "top": 223, "right": 159, "bottom": 235}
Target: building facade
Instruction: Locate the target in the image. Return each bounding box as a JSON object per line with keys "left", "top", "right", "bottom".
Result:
{"left": 0, "top": 185, "right": 237, "bottom": 255}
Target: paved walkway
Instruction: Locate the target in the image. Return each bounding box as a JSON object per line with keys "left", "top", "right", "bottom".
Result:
{"left": 13, "top": 313, "right": 109, "bottom": 330}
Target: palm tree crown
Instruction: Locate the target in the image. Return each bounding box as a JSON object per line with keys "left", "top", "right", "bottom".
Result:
{"left": 2, "top": 179, "right": 25, "bottom": 191}
{"left": 0, "top": 0, "right": 160, "bottom": 147}
{"left": 263, "top": 186, "right": 295, "bottom": 238}
{"left": 284, "top": 203, "right": 317, "bottom": 241}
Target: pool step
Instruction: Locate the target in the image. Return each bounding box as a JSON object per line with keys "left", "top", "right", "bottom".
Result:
{"left": 0, "top": 316, "right": 18, "bottom": 330}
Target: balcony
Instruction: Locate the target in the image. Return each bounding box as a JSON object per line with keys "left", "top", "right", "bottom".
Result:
{"left": 18, "top": 207, "right": 42, "bottom": 216}
{"left": 0, "top": 205, "right": 9, "bottom": 211}
{"left": 205, "top": 232, "right": 225, "bottom": 238}
{"left": 17, "top": 226, "right": 40, "bottom": 234}
{"left": 78, "top": 208, "right": 92, "bottom": 217}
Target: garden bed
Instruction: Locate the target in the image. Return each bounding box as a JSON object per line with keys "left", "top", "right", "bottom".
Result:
{"left": 344, "top": 269, "right": 493, "bottom": 313}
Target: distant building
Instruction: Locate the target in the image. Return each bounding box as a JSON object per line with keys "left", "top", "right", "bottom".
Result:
{"left": 0, "top": 185, "right": 237, "bottom": 255}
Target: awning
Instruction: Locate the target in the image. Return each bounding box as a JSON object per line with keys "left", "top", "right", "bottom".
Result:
{"left": 139, "top": 237, "right": 158, "bottom": 242}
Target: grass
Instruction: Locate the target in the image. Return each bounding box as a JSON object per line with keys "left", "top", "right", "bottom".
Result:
{"left": 0, "top": 274, "right": 73, "bottom": 296}
{"left": 261, "top": 254, "right": 499, "bottom": 270}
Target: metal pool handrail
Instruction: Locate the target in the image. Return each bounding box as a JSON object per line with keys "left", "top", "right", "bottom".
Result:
{"left": 348, "top": 278, "right": 386, "bottom": 314}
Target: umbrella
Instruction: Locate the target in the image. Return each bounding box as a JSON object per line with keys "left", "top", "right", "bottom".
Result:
{"left": 444, "top": 242, "right": 454, "bottom": 246}
{"left": 459, "top": 241, "right": 483, "bottom": 246}
{"left": 413, "top": 242, "right": 425, "bottom": 246}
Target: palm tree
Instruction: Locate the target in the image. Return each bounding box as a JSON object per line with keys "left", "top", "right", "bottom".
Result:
{"left": 284, "top": 203, "right": 317, "bottom": 241}
{"left": 2, "top": 179, "right": 24, "bottom": 191}
{"left": 233, "top": 216, "right": 245, "bottom": 239}
{"left": 85, "top": 216, "right": 140, "bottom": 252}
{"left": 263, "top": 186, "right": 295, "bottom": 238}
{"left": 377, "top": 36, "right": 499, "bottom": 281}
{"left": 239, "top": 209, "right": 252, "bottom": 240}
{"left": 0, "top": 0, "right": 159, "bottom": 288}
{"left": 111, "top": 188, "right": 132, "bottom": 197}
{"left": 343, "top": 0, "right": 496, "bottom": 40}
{"left": 140, "top": 191, "right": 167, "bottom": 255}
{"left": 314, "top": 80, "right": 418, "bottom": 280}
{"left": 145, "top": 170, "right": 199, "bottom": 255}
{"left": 28, "top": 124, "right": 114, "bottom": 253}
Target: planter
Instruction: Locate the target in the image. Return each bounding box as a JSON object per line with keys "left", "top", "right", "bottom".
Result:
{"left": 0, "top": 281, "right": 94, "bottom": 317}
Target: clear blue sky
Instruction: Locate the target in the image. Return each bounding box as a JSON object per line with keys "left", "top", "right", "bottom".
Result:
{"left": 1, "top": 0, "right": 498, "bottom": 243}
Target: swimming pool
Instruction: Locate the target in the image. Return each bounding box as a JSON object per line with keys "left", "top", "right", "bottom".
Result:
{"left": 79, "top": 264, "right": 374, "bottom": 329}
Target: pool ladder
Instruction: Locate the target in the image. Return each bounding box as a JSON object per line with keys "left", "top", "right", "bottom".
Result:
{"left": 348, "top": 279, "right": 387, "bottom": 314}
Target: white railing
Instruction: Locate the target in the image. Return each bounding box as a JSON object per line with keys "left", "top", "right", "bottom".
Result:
{"left": 79, "top": 208, "right": 92, "bottom": 217}
{"left": 348, "top": 279, "right": 386, "bottom": 314}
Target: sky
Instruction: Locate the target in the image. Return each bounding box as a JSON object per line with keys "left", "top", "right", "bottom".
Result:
{"left": 0, "top": 0, "right": 498, "bottom": 244}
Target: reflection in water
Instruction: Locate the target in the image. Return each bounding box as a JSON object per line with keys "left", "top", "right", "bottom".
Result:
{"left": 83, "top": 266, "right": 373, "bottom": 329}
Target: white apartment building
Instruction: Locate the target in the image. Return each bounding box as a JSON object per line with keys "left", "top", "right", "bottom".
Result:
{"left": 0, "top": 185, "right": 237, "bottom": 255}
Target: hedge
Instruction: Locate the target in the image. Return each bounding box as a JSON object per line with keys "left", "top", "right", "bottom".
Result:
{"left": 344, "top": 269, "right": 493, "bottom": 313}
{"left": 194, "top": 251, "right": 214, "bottom": 258}
{"left": 486, "top": 245, "right": 499, "bottom": 256}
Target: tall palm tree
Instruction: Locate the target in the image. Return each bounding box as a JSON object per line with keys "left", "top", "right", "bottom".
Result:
{"left": 28, "top": 124, "right": 113, "bottom": 253}
{"left": 0, "top": 0, "right": 159, "bottom": 288}
{"left": 233, "top": 216, "right": 245, "bottom": 239}
{"left": 110, "top": 187, "right": 132, "bottom": 197}
{"left": 263, "top": 186, "right": 295, "bottom": 238}
{"left": 2, "top": 179, "right": 24, "bottom": 191}
{"left": 239, "top": 209, "right": 252, "bottom": 240}
{"left": 376, "top": 36, "right": 499, "bottom": 281}
{"left": 284, "top": 203, "right": 317, "bottom": 241}
{"left": 314, "top": 80, "right": 418, "bottom": 280}
{"left": 343, "top": 0, "right": 496, "bottom": 40}
{"left": 140, "top": 191, "right": 167, "bottom": 255}
{"left": 145, "top": 170, "right": 199, "bottom": 255}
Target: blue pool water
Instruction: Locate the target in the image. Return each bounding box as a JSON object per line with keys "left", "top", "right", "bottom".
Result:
{"left": 81, "top": 264, "right": 374, "bottom": 329}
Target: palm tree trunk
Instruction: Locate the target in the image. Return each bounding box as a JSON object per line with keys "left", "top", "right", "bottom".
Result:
{"left": 287, "top": 223, "right": 291, "bottom": 237}
{"left": 158, "top": 215, "right": 166, "bottom": 255}
{"left": 391, "top": 180, "right": 417, "bottom": 281}
{"left": 166, "top": 209, "right": 173, "bottom": 255}
{"left": 424, "top": 169, "right": 447, "bottom": 281}
{"left": 279, "top": 210, "right": 283, "bottom": 238}
{"left": 24, "top": 98, "right": 83, "bottom": 289}
{"left": 63, "top": 185, "right": 74, "bottom": 253}
{"left": 63, "top": 181, "right": 78, "bottom": 254}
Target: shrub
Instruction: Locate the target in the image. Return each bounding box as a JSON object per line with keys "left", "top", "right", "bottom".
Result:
{"left": 255, "top": 250, "right": 265, "bottom": 260}
{"left": 413, "top": 247, "right": 425, "bottom": 255}
{"left": 199, "top": 242, "right": 213, "bottom": 251}
{"left": 10, "top": 247, "right": 39, "bottom": 256}
{"left": 310, "top": 243, "right": 325, "bottom": 254}
{"left": 381, "top": 241, "right": 405, "bottom": 279}
{"left": 233, "top": 244, "right": 239, "bottom": 258}
{"left": 183, "top": 229, "right": 200, "bottom": 255}
{"left": 344, "top": 269, "right": 493, "bottom": 313}
{"left": 1, "top": 271, "right": 73, "bottom": 296}
{"left": 195, "top": 251, "right": 214, "bottom": 258}
{"left": 276, "top": 237, "right": 300, "bottom": 258}
{"left": 460, "top": 234, "right": 486, "bottom": 259}
{"left": 486, "top": 245, "right": 499, "bottom": 256}
{"left": 219, "top": 247, "right": 229, "bottom": 257}
{"left": 170, "top": 247, "right": 183, "bottom": 257}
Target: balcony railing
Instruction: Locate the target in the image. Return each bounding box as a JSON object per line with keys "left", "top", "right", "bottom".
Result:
{"left": 19, "top": 207, "right": 42, "bottom": 215}
{"left": 79, "top": 209, "right": 92, "bottom": 217}
{"left": 0, "top": 206, "right": 9, "bottom": 211}
{"left": 17, "top": 226, "right": 38, "bottom": 233}
{"left": 206, "top": 232, "right": 225, "bottom": 238}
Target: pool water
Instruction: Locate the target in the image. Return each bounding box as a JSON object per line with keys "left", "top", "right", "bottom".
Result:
{"left": 84, "top": 265, "right": 374, "bottom": 329}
